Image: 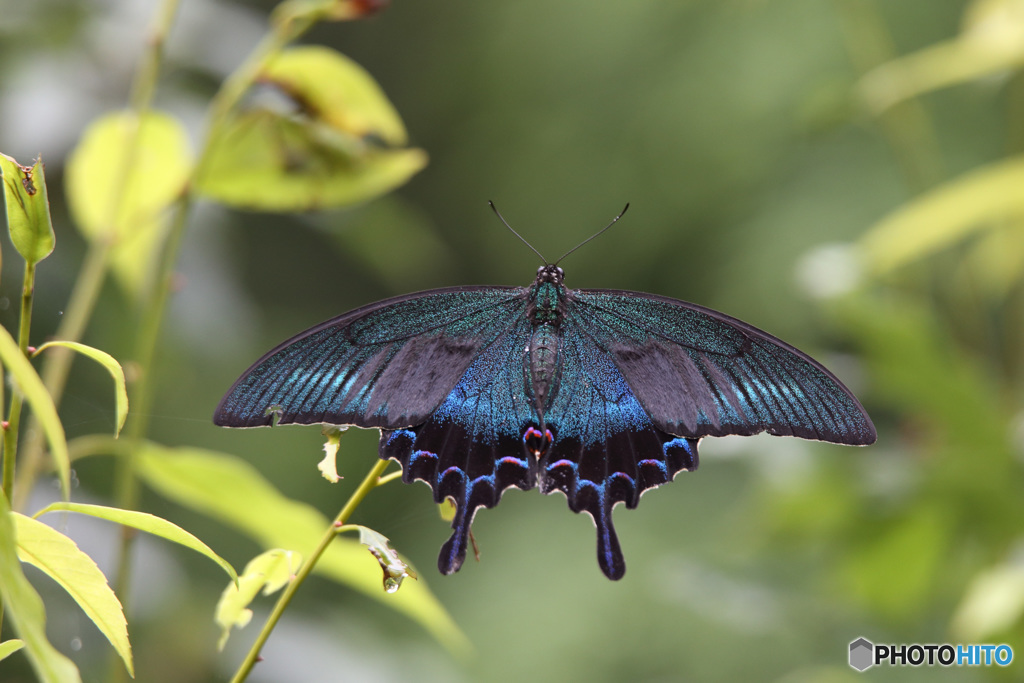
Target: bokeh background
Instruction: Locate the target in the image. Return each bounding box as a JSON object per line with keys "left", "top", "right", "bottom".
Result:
{"left": 3, "top": 0, "right": 1024, "bottom": 681}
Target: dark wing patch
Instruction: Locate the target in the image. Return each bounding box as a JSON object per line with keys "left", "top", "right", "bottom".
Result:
{"left": 536, "top": 323, "right": 700, "bottom": 580}
{"left": 214, "top": 287, "right": 526, "bottom": 429}
{"left": 572, "top": 289, "right": 876, "bottom": 446}
{"left": 378, "top": 315, "right": 538, "bottom": 575}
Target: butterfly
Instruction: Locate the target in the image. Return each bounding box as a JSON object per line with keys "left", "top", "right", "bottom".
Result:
{"left": 214, "top": 207, "right": 876, "bottom": 580}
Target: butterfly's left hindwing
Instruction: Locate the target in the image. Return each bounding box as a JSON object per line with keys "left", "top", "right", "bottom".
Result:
{"left": 213, "top": 287, "right": 526, "bottom": 429}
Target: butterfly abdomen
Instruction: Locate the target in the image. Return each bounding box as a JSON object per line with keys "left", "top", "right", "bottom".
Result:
{"left": 525, "top": 278, "right": 567, "bottom": 436}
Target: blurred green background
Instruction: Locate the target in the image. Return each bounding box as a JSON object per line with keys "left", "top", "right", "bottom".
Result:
{"left": 3, "top": 0, "right": 1024, "bottom": 681}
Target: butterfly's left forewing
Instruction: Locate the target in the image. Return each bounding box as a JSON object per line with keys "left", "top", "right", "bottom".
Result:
{"left": 214, "top": 287, "right": 527, "bottom": 429}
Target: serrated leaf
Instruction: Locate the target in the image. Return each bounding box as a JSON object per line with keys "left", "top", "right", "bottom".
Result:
{"left": 197, "top": 109, "right": 426, "bottom": 211}
{"left": 133, "top": 443, "right": 469, "bottom": 655}
{"left": 861, "top": 156, "right": 1024, "bottom": 274}
{"left": 0, "top": 495, "right": 81, "bottom": 683}
{"left": 32, "top": 341, "right": 128, "bottom": 436}
{"left": 0, "top": 325, "right": 71, "bottom": 500}
{"left": 13, "top": 513, "right": 132, "bottom": 677}
{"left": 0, "top": 154, "right": 55, "bottom": 265}
{"left": 0, "top": 639, "right": 25, "bottom": 662}
{"left": 65, "top": 110, "right": 191, "bottom": 296}
{"left": 262, "top": 46, "right": 408, "bottom": 144}
{"left": 33, "top": 502, "right": 237, "bottom": 585}
{"left": 215, "top": 549, "right": 302, "bottom": 651}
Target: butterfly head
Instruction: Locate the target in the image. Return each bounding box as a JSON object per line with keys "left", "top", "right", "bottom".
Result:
{"left": 536, "top": 264, "right": 564, "bottom": 285}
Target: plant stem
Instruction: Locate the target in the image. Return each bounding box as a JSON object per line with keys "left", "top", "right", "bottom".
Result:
{"left": 0, "top": 260, "right": 38, "bottom": 638}
{"left": 230, "top": 457, "right": 393, "bottom": 683}
{"left": 2, "top": 261, "right": 38, "bottom": 503}
{"left": 108, "top": 6, "right": 317, "bottom": 614}
{"left": 834, "top": 0, "right": 945, "bottom": 192}
{"left": 12, "top": 0, "right": 183, "bottom": 511}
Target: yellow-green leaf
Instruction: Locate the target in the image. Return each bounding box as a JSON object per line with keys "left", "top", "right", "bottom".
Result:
{"left": 215, "top": 549, "right": 302, "bottom": 651}
{"left": 0, "top": 639, "right": 25, "bottom": 663}
{"left": 952, "top": 559, "right": 1024, "bottom": 640}
{"left": 0, "top": 495, "right": 81, "bottom": 683}
{"left": 859, "top": 0, "right": 1024, "bottom": 113}
{"left": 32, "top": 341, "right": 128, "bottom": 436}
{"left": 197, "top": 110, "right": 426, "bottom": 211}
{"left": 318, "top": 426, "right": 346, "bottom": 483}
{"left": 33, "top": 502, "right": 237, "bottom": 585}
{"left": 262, "top": 46, "right": 408, "bottom": 145}
{"left": 13, "top": 513, "right": 132, "bottom": 677}
{"left": 350, "top": 525, "right": 416, "bottom": 594}
{"left": 0, "top": 154, "right": 55, "bottom": 265}
{"left": 0, "top": 325, "right": 71, "bottom": 500}
{"left": 65, "top": 110, "right": 192, "bottom": 296}
{"left": 861, "top": 156, "right": 1024, "bottom": 275}
{"left": 134, "top": 443, "right": 469, "bottom": 656}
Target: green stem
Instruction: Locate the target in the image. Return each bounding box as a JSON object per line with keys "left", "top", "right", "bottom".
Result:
{"left": 13, "top": 239, "right": 113, "bottom": 509}
{"left": 108, "top": 12, "right": 318, "bottom": 669}
{"left": 12, "top": 0, "right": 183, "bottom": 511}
{"left": 834, "top": 0, "right": 945, "bottom": 192}
{"left": 230, "top": 457, "right": 392, "bottom": 683}
{"left": 0, "top": 260, "right": 38, "bottom": 639}
{"left": 2, "top": 261, "right": 37, "bottom": 503}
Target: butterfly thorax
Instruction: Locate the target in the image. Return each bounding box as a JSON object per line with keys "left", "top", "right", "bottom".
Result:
{"left": 525, "top": 266, "right": 567, "bottom": 436}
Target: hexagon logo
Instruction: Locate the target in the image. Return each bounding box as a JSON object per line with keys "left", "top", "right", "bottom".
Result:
{"left": 849, "top": 637, "right": 874, "bottom": 671}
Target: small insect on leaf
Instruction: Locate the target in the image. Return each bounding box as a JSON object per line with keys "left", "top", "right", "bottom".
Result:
{"left": 0, "top": 153, "right": 55, "bottom": 265}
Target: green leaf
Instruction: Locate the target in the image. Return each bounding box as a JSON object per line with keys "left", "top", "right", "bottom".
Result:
{"left": 33, "top": 502, "right": 237, "bottom": 585}
{"left": 197, "top": 110, "right": 427, "bottom": 211}
{"left": 860, "top": 156, "right": 1024, "bottom": 275}
{"left": 13, "top": 513, "right": 132, "bottom": 677}
{"left": 65, "top": 110, "right": 192, "bottom": 297}
{"left": 0, "top": 495, "right": 81, "bottom": 683}
{"left": 840, "top": 504, "right": 948, "bottom": 619}
{"left": 952, "top": 559, "right": 1024, "bottom": 640}
{"left": 215, "top": 549, "right": 302, "bottom": 651}
{"left": 262, "top": 46, "right": 409, "bottom": 145}
{"left": 0, "top": 154, "right": 55, "bottom": 265}
{"left": 32, "top": 341, "right": 128, "bottom": 436}
{"left": 350, "top": 525, "right": 416, "bottom": 594}
{"left": 133, "top": 443, "right": 469, "bottom": 655}
{"left": 0, "top": 324, "right": 71, "bottom": 499}
{"left": 0, "top": 639, "right": 25, "bottom": 663}
{"left": 858, "top": 0, "right": 1024, "bottom": 113}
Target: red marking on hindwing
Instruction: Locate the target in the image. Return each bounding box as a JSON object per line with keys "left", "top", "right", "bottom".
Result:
{"left": 522, "top": 426, "right": 553, "bottom": 457}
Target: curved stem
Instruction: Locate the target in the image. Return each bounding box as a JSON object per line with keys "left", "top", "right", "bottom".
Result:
{"left": 13, "top": 0, "right": 183, "bottom": 510}
{"left": 109, "top": 7, "right": 316, "bottom": 626}
{"left": 2, "top": 261, "right": 37, "bottom": 503}
{"left": 230, "top": 457, "right": 392, "bottom": 683}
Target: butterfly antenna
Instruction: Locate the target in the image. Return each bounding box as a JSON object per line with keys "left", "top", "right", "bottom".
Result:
{"left": 553, "top": 203, "right": 630, "bottom": 266}
{"left": 489, "top": 201, "right": 548, "bottom": 265}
